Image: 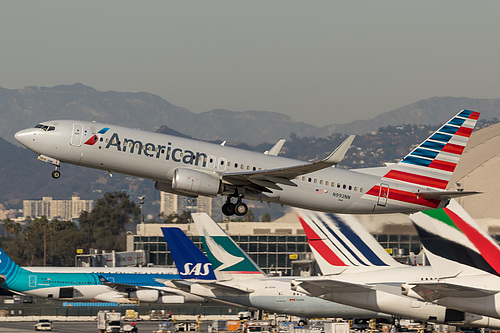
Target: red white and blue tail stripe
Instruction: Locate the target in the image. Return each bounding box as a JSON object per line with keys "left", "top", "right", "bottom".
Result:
{"left": 296, "top": 209, "right": 401, "bottom": 275}
{"left": 383, "top": 109, "right": 479, "bottom": 191}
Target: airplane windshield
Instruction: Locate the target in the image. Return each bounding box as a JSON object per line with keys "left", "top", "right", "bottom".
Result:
{"left": 34, "top": 124, "right": 55, "bottom": 131}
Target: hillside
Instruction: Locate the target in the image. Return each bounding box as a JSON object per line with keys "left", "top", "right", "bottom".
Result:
{"left": 1, "top": 84, "right": 499, "bottom": 146}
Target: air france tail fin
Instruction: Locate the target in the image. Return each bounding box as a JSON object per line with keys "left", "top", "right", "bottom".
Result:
{"left": 409, "top": 199, "right": 500, "bottom": 278}
{"left": 382, "top": 110, "right": 479, "bottom": 193}
{"left": 161, "top": 227, "right": 216, "bottom": 280}
{"left": 191, "top": 213, "right": 266, "bottom": 279}
{"left": 0, "top": 248, "right": 27, "bottom": 286}
{"left": 296, "top": 209, "right": 402, "bottom": 275}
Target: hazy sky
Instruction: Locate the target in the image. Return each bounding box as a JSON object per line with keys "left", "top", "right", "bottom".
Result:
{"left": 2, "top": 1, "right": 500, "bottom": 126}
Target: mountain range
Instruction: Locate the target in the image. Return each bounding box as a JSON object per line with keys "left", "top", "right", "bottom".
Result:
{"left": 2, "top": 83, "right": 500, "bottom": 145}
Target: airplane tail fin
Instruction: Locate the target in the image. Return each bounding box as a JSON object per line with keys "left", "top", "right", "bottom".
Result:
{"left": 296, "top": 209, "right": 402, "bottom": 275}
{"left": 191, "top": 213, "right": 266, "bottom": 279}
{"left": 382, "top": 109, "right": 479, "bottom": 192}
{"left": 410, "top": 199, "right": 500, "bottom": 278}
{"left": 161, "top": 227, "right": 217, "bottom": 280}
{"left": 0, "top": 248, "right": 26, "bottom": 286}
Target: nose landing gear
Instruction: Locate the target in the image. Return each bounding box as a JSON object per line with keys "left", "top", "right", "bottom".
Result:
{"left": 222, "top": 196, "right": 248, "bottom": 216}
{"left": 51, "top": 167, "right": 61, "bottom": 179}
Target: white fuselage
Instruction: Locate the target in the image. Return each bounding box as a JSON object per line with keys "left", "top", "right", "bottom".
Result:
{"left": 15, "top": 120, "right": 442, "bottom": 214}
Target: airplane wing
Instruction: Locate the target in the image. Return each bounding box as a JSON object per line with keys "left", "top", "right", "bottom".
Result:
{"left": 220, "top": 135, "right": 355, "bottom": 193}
{"left": 102, "top": 281, "right": 188, "bottom": 295}
{"left": 195, "top": 281, "right": 254, "bottom": 294}
{"left": 159, "top": 278, "right": 253, "bottom": 295}
{"left": 407, "top": 282, "right": 498, "bottom": 302}
{"left": 293, "top": 278, "right": 374, "bottom": 297}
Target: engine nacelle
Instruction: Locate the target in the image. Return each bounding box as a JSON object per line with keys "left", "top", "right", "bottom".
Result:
{"left": 172, "top": 168, "right": 221, "bottom": 197}
{"left": 130, "top": 289, "right": 160, "bottom": 303}
{"left": 155, "top": 180, "right": 198, "bottom": 198}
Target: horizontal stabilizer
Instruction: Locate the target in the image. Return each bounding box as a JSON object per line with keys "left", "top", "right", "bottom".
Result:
{"left": 293, "top": 278, "right": 373, "bottom": 297}
{"left": 407, "top": 282, "right": 497, "bottom": 302}
{"left": 417, "top": 190, "right": 481, "bottom": 201}
{"left": 196, "top": 281, "right": 254, "bottom": 294}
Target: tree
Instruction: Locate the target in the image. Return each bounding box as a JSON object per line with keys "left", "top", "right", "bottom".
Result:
{"left": 78, "top": 191, "right": 140, "bottom": 251}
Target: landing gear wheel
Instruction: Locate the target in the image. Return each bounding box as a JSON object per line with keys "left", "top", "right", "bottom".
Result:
{"left": 222, "top": 202, "right": 235, "bottom": 216}
{"left": 234, "top": 202, "right": 248, "bottom": 216}
{"left": 51, "top": 170, "right": 61, "bottom": 179}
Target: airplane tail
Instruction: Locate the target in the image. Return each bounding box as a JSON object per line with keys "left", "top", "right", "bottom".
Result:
{"left": 409, "top": 199, "right": 500, "bottom": 278}
{"left": 296, "top": 209, "right": 402, "bottom": 275}
{"left": 161, "top": 227, "right": 217, "bottom": 280}
{"left": 0, "top": 248, "right": 27, "bottom": 286}
{"left": 373, "top": 110, "right": 480, "bottom": 208}
{"left": 191, "top": 213, "right": 266, "bottom": 279}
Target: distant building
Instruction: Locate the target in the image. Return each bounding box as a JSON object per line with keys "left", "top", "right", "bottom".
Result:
{"left": 159, "top": 192, "right": 224, "bottom": 221}
{"left": 23, "top": 196, "right": 94, "bottom": 220}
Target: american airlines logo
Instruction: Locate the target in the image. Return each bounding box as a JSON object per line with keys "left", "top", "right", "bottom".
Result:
{"left": 179, "top": 263, "right": 213, "bottom": 276}
{"left": 100, "top": 132, "right": 209, "bottom": 168}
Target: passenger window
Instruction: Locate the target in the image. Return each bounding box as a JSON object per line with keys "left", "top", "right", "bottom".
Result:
{"left": 314, "top": 179, "right": 317, "bottom": 184}
{"left": 235, "top": 163, "right": 238, "bottom": 168}
{"left": 302, "top": 176, "right": 306, "bottom": 181}
{"left": 325, "top": 181, "right": 329, "bottom": 186}
{"left": 247, "top": 165, "right": 250, "bottom": 170}
{"left": 349, "top": 186, "right": 352, "bottom": 190}
{"left": 319, "top": 180, "right": 323, "bottom": 185}
{"left": 331, "top": 182, "right": 335, "bottom": 187}
{"left": 308, "top": 178, "right": 312, "bottom": 182}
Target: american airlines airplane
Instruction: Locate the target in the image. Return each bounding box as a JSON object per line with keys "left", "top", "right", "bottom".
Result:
{"left": 159, "top": 213, "right": 391, "bottom": 321}
{"left": 0, "top": 248, "right": 204, "bottom": 304}
{"left": 403, "top": 200, "right": 500, "bottom": 320}
{"left": 15, "top": 110, "right": 479, "bottom": 216}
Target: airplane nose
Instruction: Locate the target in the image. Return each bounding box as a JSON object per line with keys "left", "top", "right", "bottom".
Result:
{"left": 14, "top": 129, "right": 34, "bottom": 148}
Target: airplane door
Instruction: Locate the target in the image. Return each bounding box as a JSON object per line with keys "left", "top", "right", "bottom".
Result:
{"left": 29, "top": 275, "right": 36, "bottom": 288}
{"left": 377, "top": 184, "right": 389, "bottom": 206}
{"left": 70, "top": 123, "right": 84, "bottom": 147}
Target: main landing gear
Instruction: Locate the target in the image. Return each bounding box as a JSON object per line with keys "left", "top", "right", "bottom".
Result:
{"left": 222, "top": 196, "right": 248, "bottom": 216}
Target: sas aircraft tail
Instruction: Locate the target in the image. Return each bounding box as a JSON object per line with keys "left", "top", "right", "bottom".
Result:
{"left": 296, "top": 209, "right": 402, "bottom": 275}
{"left": 191, "top": 213, "right": 266, "bottom": 279}
{"left": 161, "top": 227, "right": 216, "bottom": 280}
{"left": 409, "top": 199, "right": 500, "bottom": 278}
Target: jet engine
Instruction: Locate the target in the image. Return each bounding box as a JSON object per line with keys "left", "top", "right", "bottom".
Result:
{"left": 130, "top": 290, "right": 160, "bottom": 303}
{"left": 172, "top": 168, "right": 221, "bottom": 197}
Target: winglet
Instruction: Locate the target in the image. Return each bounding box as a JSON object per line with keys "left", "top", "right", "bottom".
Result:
{"left": 322, "top": 135, "right": 355, "bottom": 165}
{"left": 264, "top": 139, "right": 286, "bottom": 156}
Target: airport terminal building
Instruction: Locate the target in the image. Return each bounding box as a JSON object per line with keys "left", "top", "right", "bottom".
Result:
{"left": 126, "top": 213, "right": 424, "bottom": 276}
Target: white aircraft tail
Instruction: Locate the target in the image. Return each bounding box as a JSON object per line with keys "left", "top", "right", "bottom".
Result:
{"left": 191, "top": 213, "right": 266, "bottom": 279}
{"left": 410, "top": 199, "right": 500, "bottom": 278}
{"left": 381, "top": 110, "right": 479, "bottom": 192}
{"left": 296, "top": 209, "right": 402, "bottom": 275}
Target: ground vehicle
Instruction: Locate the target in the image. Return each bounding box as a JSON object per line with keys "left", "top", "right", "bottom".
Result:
{"left": 34, "top": 319, "right": 53, "bottom": 331}
{"left": 97, "top": 310, "right": 122, "bottom": 333}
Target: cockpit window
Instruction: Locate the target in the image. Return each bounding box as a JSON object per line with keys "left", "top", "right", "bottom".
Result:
{"left": 34, "top": 124, "right": 56, "bottom": 131}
